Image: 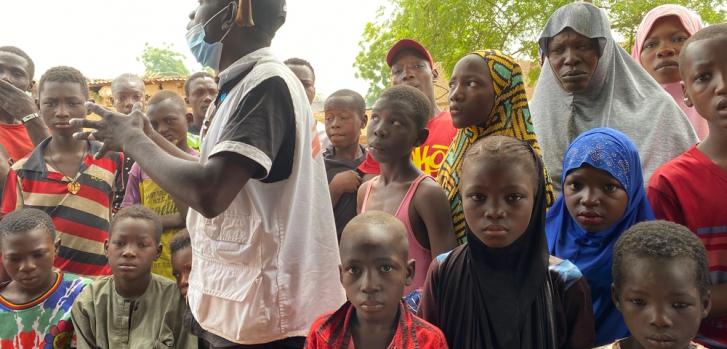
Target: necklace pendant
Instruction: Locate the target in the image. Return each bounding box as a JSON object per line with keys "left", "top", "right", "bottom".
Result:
{"left": 67, "top": 181, "right": 81, "bottom": 195}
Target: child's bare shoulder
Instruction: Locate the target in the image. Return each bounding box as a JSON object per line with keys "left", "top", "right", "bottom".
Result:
{"left": 412, "top": 177, "right": 447, "bottom": 202}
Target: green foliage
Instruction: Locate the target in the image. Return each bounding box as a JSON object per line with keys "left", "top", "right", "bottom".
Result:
{"left": 138, "top": 43, "right": 190, "bottom": 78}
{"left": 607, "top": 0, "right": 726, "bottom": 49}
{"left": 355, "top": 0, "right": 726, "bottom": 101}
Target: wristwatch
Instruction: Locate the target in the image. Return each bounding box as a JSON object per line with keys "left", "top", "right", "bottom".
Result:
{"left": 21, "top": 112, "right": 40, "bottom": 124}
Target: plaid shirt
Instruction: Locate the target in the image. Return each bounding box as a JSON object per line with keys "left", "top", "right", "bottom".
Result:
{"left": 305, "top": 301, "right": 448, "bottom": 349}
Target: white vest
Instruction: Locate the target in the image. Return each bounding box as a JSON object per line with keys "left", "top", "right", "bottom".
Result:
{"left": 186, "top": 48, "right": 345, "bottom": 344}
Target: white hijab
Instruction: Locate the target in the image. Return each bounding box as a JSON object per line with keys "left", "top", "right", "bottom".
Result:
{"left": 530, "top": 2, "right": 697, "bottom": 194}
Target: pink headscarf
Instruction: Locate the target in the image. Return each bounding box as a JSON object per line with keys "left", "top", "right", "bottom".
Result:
{"left": 632, "top": 4, "right": 708, "bottom": 140}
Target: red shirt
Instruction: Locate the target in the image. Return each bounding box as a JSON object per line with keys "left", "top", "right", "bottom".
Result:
{"left": 359, "top": 111, "right": 457, "bottom": 177}
{"left": 0, "top": 123, "right": 34, "bottom": 162}
{"left": 647, "top": 145, "right": 727, "bottom": 347}
{"left": 305, "top": 301, "right": 448, "bottom": 349}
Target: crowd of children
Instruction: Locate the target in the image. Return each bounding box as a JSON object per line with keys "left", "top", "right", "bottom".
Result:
{"left": 0, "top": 0, "right": 726, "bottom": 348}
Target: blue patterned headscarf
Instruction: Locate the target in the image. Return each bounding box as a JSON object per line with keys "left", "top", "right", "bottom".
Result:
{"left": 545, "top": 127, "right": 655, "bottom": 345}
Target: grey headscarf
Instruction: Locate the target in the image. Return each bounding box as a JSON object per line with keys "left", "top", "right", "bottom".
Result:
{"left": 530, "top": 2, "right": 697, "bottom": 195}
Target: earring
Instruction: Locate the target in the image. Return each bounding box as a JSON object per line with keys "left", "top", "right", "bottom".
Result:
{"left": 235, "top": 0, "right": 255, "bottom": 27}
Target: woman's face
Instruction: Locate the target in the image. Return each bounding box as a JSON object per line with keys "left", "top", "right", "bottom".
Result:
{"left": 639, "top": 16, "right": 690, "bottom": 84}
{"left": 547, "top": 28, "right": 601, "bottom": 93}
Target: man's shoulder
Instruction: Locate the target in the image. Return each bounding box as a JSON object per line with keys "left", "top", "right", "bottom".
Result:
{"left": 425, "top": 111, "right": 457, "bottom": 144}
{"left": 427, "top": 111, "right": 454, "bottom": 129}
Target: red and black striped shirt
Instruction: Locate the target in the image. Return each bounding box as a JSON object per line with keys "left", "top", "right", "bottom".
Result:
{"left": 1, "top": 139, "right": 123, "bottom": 277}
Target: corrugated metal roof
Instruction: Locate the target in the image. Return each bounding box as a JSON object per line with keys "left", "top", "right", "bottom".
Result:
{"left": 88, "top": 76, "right": 187, "bottom": 87}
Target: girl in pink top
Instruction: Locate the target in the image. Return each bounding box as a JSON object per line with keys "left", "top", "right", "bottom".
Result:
{"left": 632, "top": 4, "right": 708, "bottom": 140}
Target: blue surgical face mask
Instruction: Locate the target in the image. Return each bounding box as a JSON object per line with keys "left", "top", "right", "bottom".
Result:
{"left": 186, "top": 5, "right": 234, "bottom": 72}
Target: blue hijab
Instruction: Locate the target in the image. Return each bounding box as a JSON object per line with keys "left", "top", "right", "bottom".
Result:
{"left": 545, "top": 128, "right": 655, "bottom": 345}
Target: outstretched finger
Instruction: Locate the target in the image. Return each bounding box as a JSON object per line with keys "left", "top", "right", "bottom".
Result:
{"left": 85, "top": 102, "right": 118, "bottom": 120}
{"left": 70, "top": 118, "right": 105, "bottom": 130}
{"left": 94, "top": 143, "right": 112, "bottom": 160}
{"left": 73, "top": 130, "right": 96, "bottom": 141}
{"left": 131, "top": 102, "right": 144, "bottom": 114}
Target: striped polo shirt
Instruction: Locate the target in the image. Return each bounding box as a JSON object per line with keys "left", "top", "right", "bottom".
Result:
{"left": 1, "top": 138, "right": 123, "bottom": 277}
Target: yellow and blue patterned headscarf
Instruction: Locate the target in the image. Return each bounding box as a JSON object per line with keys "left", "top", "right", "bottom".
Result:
{"left": 437, "top": 50, "right": 554, "bottom": 244}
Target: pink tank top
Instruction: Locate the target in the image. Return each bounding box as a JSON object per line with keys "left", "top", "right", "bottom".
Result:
{"left": 361, "top": 174, "right": 433, "bottom": 294}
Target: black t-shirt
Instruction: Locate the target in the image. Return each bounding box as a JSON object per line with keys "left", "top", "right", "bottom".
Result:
{"left": 214, "top": 75, "right": 296, "bottom": 184}
{"left": 323, "top": 145, "right": 366, "bottom": 236}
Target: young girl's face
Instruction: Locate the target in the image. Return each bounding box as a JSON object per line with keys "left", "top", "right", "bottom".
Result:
{"left": 564, "top": 166, "right": 628, "bottom": 233}
{"left": 448, "top": 55, "right": 495, "bottom": 129}
{"left": 461, "top": 157, "right": 537, "bottom": 248}
{"left": 614, "top": 256, "right": 710, "bottom": 349}
{"left": 640, "top": 16, "right": 690, "bottom": 85}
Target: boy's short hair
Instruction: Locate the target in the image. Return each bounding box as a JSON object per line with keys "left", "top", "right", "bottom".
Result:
{"left": 680, "top": 23, "right": 727, "bottom": 69}
{"left": 613, "top": 220, "right": 710, "bottom": 297}
{"left": 0, "top": 46, "right": 35, "bottom": 80}
{"left": 326, "top": 89, "right": 366, "bottom": 117}
{"left": 0, "top": 208, "right": 56, "bottom": 243}
{"left": 110, "top": 73, "right": 144, "bottom": 93}
{"left": 342, "top": 211, "right": 409, "bottom": 260}
{"left": 170, "top": 229, "right": 192, "bottom": 256}
{"left": 148, "top": 90, "right": 187, "bottom": 113}
{"left": 38, "top": 66, "right": 89, "bottom": 99}
{"left": 678, "top": 23, "right": 727, "bottom": 81}
{"left": 184, "top": 71, "right": 215, "bottom": 97}
{"left": 110, "top": 206, "right": 163, "bottom": 243}
{"left": 378, "top": 85, "right": 430, "bottom": 130}
{"left": 284, "top": 57, "right": 315, "bottom": 81}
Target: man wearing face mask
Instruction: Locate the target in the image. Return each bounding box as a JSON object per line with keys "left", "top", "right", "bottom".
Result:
{"left": 71, "top": 0, "right": 345, "bottom": 348}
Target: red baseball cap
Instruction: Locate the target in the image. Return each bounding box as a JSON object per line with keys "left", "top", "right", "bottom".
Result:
{"left": 386, "top": 39, "right": 435, "bottom": 69}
